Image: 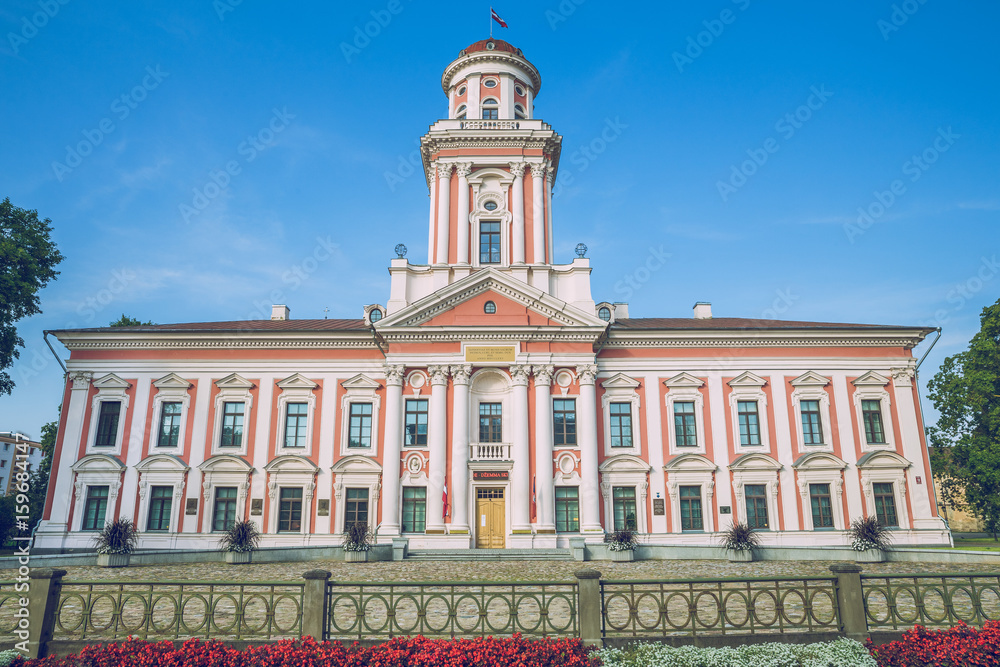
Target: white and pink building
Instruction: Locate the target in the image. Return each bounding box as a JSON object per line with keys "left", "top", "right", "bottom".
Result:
{"left": 36, "top": 39, "right": 948, "bottom": 553}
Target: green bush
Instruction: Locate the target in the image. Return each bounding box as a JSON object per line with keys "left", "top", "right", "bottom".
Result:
{"left": 0, "top": 649, "right": 23, "bottom": 667}
{"left": 596, "top": 638, "right": 876, "bottom": 667}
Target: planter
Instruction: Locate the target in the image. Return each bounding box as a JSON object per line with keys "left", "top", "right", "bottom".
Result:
{"left": 727, "top": 549, "right": 755, "bottom": 562}
{"left": 225, "top": 551, "right": 253, "bottom": 564}
{"left": 854, "top": 548, "right": 886, "bottom": 563}
{"left": 96, "top": 553, "right": 130, "bottom": 568}
{"left": 610, "top": 549, "right": 635, "bottom": 562}
{"left": 345, "top": 549, "right": 369, "bottom": 562}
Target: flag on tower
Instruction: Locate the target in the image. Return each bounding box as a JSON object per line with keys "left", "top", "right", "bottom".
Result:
{"left": 491, "top": 8, "right": 508, "bottom": 29}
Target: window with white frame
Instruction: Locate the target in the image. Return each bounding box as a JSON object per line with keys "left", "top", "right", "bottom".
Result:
{"left": 679, "top": 486, "right": 703, "bottom": 531}
{"left": 730, "top": 452, "right": 781, "bottom": 532}
{"left": 664, "top": 373, "right": 707, "bottom": 455}
{"left": 339, "top": 374, "right": 381, "bottom": 456}
{"left": 599, "top": 454, "right": 650, "bottom": 534}
{"left": 331, "top": 455, "right": 382, "bottom": 535}
{"left": 857, "top": 449, "right": 910, "bottom": 530}
{"left": 601, "top": 373, "right": 642, "bottom": 456}
{"left": 790, "top": 372, "right": 833, "bottom": 451}
{"left": 664, "top": 453, "right": 717, "bottom": 534}
{"left": 150, "top": 373, "right": 192, "bottom": 453}
{"left": 405, "top": 398, "right": 428, "bottom": 446}
{"left": 71, "top": 454, "right": 124, "bottom": 532}
{"left": 264, "top": 454, "right": 318, "bottom": 535}
{"left": 553, "top": 398, "right": 577, "bottom": 446}
{"left": 728, "top": 372, "right": 770, "bottom": 451}
{"left": 851, "top": 371, "right": 895, "bottom": 451}
{"left": 211, "top": 374, "right": 254, "bottom": 456}
{"left": 792, "top": 451, "right": 847, "bottom": 531}
{"left": 198, "top": 454, "right": 252, "bottom": 534}
{"left": 146, "top": 485, "right": 173, "bottom": 532}
{"left": 82, "top": 485, "right": 110, "bottom": 531}
{"left": 136, "top": 453, "right": 188, "bottom": 535}
{"left": 157, "top": 403, "right": 182, "bottom": 447}
{"left": 86, "top": 374, "right": 131, "bottom": 455}
{"left": 275, "top": 373, "right": 319, "bottom": 455}
{"left": 809, "top": 484, "right": 835, "bottom": 529}
{"left": 612, "top": 486, "right": 638, "bottom": 530}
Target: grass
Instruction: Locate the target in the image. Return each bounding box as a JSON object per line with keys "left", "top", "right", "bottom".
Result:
{"left": 926, "top": 538, "right": 1000, "bottom": 552}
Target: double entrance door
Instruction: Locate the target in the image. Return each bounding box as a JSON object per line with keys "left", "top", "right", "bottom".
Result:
{"left": 475, "top": 487, "right": 505, "bottom": 548}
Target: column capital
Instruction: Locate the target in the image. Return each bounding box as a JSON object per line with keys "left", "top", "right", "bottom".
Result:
{"left": 532, "top": 365, "right": 555, "bottom": 385}
{"left": 544, "top": 162, "right": 555, "bottom": 184}
{"left": 509, "top": 365, "right": 530, "bottom": 386}
{"left": 530, "top": 163, "right": 546, "bottom": 179}
{"left": 576, "top": 364, "right": 598, "bottom": 385}
{"left": 508, "top": 161, "right": 526, "bottom": 178}
{"left": 450, "top": 364, "right": 473, "bottom": 385}
{"left": 428, "top": 365, "right": 450, "bottom": 385}
{"left": 69, "top": 371, "right": 93, "bottom": 390}
{"left": 436, "top": 162, "right": 453, "bottom": 180}
{"left": 385, "top": 365, "right": 406, "bottom": 386}
{"left": 454, "top": 162, "right": 473, "bottom": 179}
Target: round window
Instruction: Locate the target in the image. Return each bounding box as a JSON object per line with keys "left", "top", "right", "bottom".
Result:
{"left": 598, "top": 307, "right": 611, "bottom": 322}
{"left": 458, "top": 86, "right": 466, "bottom": 96}
{"left": 370, "top": 308, "right": 383, "bottom": 322}
{"left": 484, "top": 301, "right": 497, "bottom": 314}
{"left": 484, "top": 200, "right": 498, "bottom": 211}
{"left": 515, "top": 85, "right": 525, "bottom": 96}
{"left": 486, "top": 41, "right": 495, "bottom": 50}
{"left": 484, "top": 78, "right": 497, "bottom": 88}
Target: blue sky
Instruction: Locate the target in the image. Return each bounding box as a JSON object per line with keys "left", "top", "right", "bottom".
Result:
{"left": 1, "top": 1, "right": 997, "bottom": 440}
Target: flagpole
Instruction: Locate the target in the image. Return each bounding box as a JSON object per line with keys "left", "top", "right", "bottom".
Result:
{"left": 489, "top": 6, "right": 493, "bottom": 38}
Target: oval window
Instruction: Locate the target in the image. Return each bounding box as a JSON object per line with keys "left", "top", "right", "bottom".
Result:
{"left": 484, "top": 301, "right": 497, "bottom": 314}
{"left": 515, "top": 85, "right": 525, "bottom": 96}
{"left": 598, "top": 307, "right": 611, "bottom": 322}
{"left": 484, "top": 200, "right": 498, "bottom": 211}
{"left": 458, "top": 86, "right": 467, "bottom": 96}
{"left": 484, "top": 78, "right": 498, "bottom": 88}
{"left": 370, "top": 308, "right": 383, "bottom": 322}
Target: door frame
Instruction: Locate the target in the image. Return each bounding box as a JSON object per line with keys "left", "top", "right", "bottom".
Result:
{"left": 472, "top": 482, "right": 510, "bottom": 547}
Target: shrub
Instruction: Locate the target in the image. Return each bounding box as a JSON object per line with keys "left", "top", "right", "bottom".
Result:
{"left": 343, "top": 520, "right": 373, "bottom": 552}
{"left": 848, "top": 516, "right": 893, "bottom": 552}
{"left": 598, "top": 638, "right": 876, "bottom": 666}
{"left": 719, "top": 522, "right": 761, "bottom": 552}
{"left": 867, "top": 620, "right": 1000, "bottom": 666}
{"left": 92, "top": 518, "right": 138, "bottom": 555}
{"left": 0, "top": 649, "right": 23, "bottom": 667}
{"left": 218, "top": 519, "right": 260, "bottom": 553}
{"left": 605, "top": 527, "right": 639, "bottom": 552}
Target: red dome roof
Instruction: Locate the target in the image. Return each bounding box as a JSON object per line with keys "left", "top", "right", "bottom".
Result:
{"left": 461, "top": 39, "right": 522, "bottom": 57}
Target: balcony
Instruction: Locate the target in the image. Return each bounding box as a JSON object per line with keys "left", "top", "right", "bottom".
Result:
{"left": 429, "top": 119, "right": 552, "bottom": 132}
{"left": 470, "top": 443, "right": 512, "bottom": 461}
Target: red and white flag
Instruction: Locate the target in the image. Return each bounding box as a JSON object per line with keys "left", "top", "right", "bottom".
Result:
{"left": 442, "top": 483, "right": 449, "bottom": 519}
{"left": 491, "top": 8, "right": 508, "bottom": 29}
{"left": 531, "top": 476, "right": 537, "bottom": 522}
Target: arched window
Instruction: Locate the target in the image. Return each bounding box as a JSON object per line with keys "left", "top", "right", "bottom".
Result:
{"left": 514, "top": 104, "right": 526, "bottom": 120}
{"left": 456, "top": 104, "right": 467, "bottom": 120}
{"left": 598, "top": 306, "right": 612, "bottom": 322}
{"left": 484, "top": 301, "right": 497, "bottom": 314}
{"left": 482, "top": 98, "right": 499, "bottom": 120}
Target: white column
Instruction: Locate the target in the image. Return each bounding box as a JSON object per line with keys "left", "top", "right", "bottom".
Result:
{"left": 118, "top": 376, "right": 151, "bottom": 526}
{"left": 434, "top": 164, "right": 452, "bottom": 265}
{"left": 380, "top": 365, "right": 405, "bottom": 535}
{"left": 891, "top": 367, "right": 934, "bottom": 524}
{"left": 544, "top": 165, "right": 554, "bottom": 263}
{"left": 533, "top": 365, "right": 556, "bottom": 532}
{"left": 577, "top": 364, "right": 603, "bottom": 533}
{"left": 427, "top": 175, "right": 436, "bottom": 264}
{"left": 426, "top": 365, "right": 449, "bottom": 533}
{"left": 643, "top": 373, "right": 668, "bottom": 534}
{"left": 531, "top": 165, "right": 545, "bottom": 264}
{"left": 769, "top": 374, "right": 800, "bottom": 531}
{"left": 455, "top": 163, "right": 472, "bottom": 265}
{"left": 43, "top": 372, "right": 92, "bottom": 533}
{"left": 450, "top": 364, "right": 472, "bottom": 535}
{"left": 829, "top": 375, "right": 864, "bottom": 522}
{"left": 510, "top": 162, "right": 526, "bottom": 264}
{"left": 707, "top": 375, "right": 732, "bottom": 528}
{"left": 511, "top": 365, "right": 532, "bottom": 532}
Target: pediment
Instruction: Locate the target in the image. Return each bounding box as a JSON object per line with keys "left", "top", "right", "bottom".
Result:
{"left": 341, "top": 374, "right": 381, "bottom": 391}
{"left": 215, "top": 373, "right": 254, "bottom": 390}
{"left": 92, "top": 373, "right": 131, "bottom": 390}
{"left": 135, "top": 454, "right": 189, "bottom": 472}
{"left": 852, "top": 371, "right": 890, "bottom": 387}
{"left": 276, "top": 373, "right": 319, "bottom": 390}
{"left": 663, "top": 453, "right": 718, "bottom": 472}
{"left": 153, "top": 373, "right": 192, "bottom": 390}
{"left": 729, "top": 453, "right": 782, "bottom": 472}
{"left": 793, "top": 452, "right": 846, "bottom": 471}
{"left": 265, "top": 454, "right": 320, "bottom": 473}
{"left": 199, "top": 454, "right": 254, "bottom": 473}
{"left": 664, "top": 372, "right": 705, "bottom": 389}
{"left": 728, "top": 372, "right": 767, "bottom": 388}
{"left": 376, "top": 268, "right": 606, "bottom": 329}
{"left": 599, "top": 454, "right": 651, "bottom": 473}
{"left": 71, "top": 454, "right": 125, "bottom": 472}
{"left": 857, "top": 450, "right": 911, "bottom": 470}
{"left": 601, "top": 373, "right": 641, "bottom": 390}
{"left": 331, "top": 455, "right": 383, "bottom": 474}
{"left": 791, "top": 371, "right": 830, "bottom": 387}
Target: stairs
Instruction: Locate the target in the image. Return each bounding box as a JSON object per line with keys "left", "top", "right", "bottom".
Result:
{"left": 405, "top": 548, "right": 572, "bottom": 561}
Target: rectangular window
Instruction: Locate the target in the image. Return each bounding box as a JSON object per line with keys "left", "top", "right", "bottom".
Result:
{"left": 283, "top": 402, "right": 308, "bottom": 448}
{"left": 744, "top": 484, "right": 769, "bottom": 529}
{"left": 212, "top": 486, "right": 238, "bottom": 532}
{"left": 480, "top": 221, "right": 501, "bottom": 264}
{"left": 345, "top": 488, "right": 369, "bottom": 528}
{"left": 862, "top": 399, "right": 886, "bottom": 445}
{"left": 737, "top": 400, "right": 761, "bottom": 446}
{"left": 680, "top": 486, "right": 703, "bottom": 531}
{"left": 483, "top": 107, "right": 499, "bottom": 120}
{"left": 82, "top": 485, "right": 109, "bottom": 531}
{"left": 612, "top": 486, "right": 637, "bottom": 531}
{"left": 0, "top": 460, "right": 5, "bottom": 468}
{"left": 146, "top": 485, "right": 173, "bottom": 532}
{"left": 405, "top": 399, "right": 429, "bottom": 446}
{"left": 873, "top": 482, "right": 899, "bottom": 527}
{"left": 94, "top": 401, "right": 121, "bottom": 447}
{"left": 220, "top": 402, "right": 245, "bottom": 448}
{"left": 674, "top": 401, "right": 697, "bottom": 447}
{"left": 553, "top": 398, "right": 577, "bottom": 446}
{"left": 157, "top": 402, "right": 182, "bottom": 447}
{"left": 479, "top": 402, "right": 503, "bottom": 443}
{"left": 348, "top": 403, "right": 373, "bottom": 448}
{"left": 810, "top": 483, "right": 835, "bottom": 529}
{"left": 278, "top": 487, "right": 303, "bottom": 532}
{"left": 609, "top": 402, "right": 633, "bottom": 448}
{"left": 401, "top": 487, "right": 426, "bottom": 533}
{"left": 800, "top": 400, "right": 824, "bottom": 445}
{"left": 555, "top": 487, "right": 580, "bottom": 532}
{"left": 0, "top": 477, "right": 4, "bottom": 490}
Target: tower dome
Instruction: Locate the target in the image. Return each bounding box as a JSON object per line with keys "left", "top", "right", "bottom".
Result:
{"left": 442, "top": 39, "right": 541, "bottom": 121}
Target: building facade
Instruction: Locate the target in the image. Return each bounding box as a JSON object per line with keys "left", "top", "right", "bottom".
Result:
{"left": 0, "top": 432, "right": 43, "bottom": 496}
{"left": 36, "top": 39, "right": 949, "bottom": 552}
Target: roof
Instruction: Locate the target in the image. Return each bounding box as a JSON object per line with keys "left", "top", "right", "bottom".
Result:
{"left": 49, "top": 319, "right": 368, "bottom": 334}
{"left": 612, "top": 318, "right": 932, "bottom": 333}
{"left": 461, "top": 39, "right": 522, "bottom": 57}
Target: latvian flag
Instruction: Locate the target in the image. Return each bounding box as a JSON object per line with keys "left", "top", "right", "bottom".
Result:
{"left": 491, "top": 8, "right": 508, "bottom": 29}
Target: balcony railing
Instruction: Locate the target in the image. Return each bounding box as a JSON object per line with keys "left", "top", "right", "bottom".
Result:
{"left": 470, "top": 443, "right": 512, "bottom": 461}
{"left": 430, "top": 119, "right": 551, "bottom": 132}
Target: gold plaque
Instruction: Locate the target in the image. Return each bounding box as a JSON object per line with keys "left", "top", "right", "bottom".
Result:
{"left": 464, "top": 345, "right": 516, "bottom": 363}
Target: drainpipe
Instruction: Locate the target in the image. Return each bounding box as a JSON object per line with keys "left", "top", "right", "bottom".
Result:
{"left": 43, "top": 331, "right": 67, "bottom": 373}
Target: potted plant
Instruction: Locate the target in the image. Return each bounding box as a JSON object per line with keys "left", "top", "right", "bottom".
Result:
{"left": 93, "top": 518, "right": 139, "bottom": 568}
{"left": 219, "top": 519, "right": 261, "bottom": 564}
{"left": 605, "top": 527, "right": 639, "bottom": 562}
{"left": 720, "top": 522, "right": 761, "bottom": 562}
{"left": 343, "top": 521, "right": 373, "bottom": 562}
{"left": 849, "top": 515, "right": 892, "bottom": 563}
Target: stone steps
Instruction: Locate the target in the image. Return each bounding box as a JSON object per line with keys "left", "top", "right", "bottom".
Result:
{"left": 405, "top": 548, "right": 572, "bottom": 561}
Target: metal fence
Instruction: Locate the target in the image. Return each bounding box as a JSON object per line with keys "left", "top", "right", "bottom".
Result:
{"left": 862, "top": 573, "right": 1000, "bottom": 630}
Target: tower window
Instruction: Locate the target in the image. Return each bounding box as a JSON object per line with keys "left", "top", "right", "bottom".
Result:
{"left": 484, "top": 200, "right": 498, "bottom": 211}
{"left": 484, "top": 301, "right": 497, "bottom": 314}
{"left": 480, "top": 222, "right": 501, "bottom": 264}
{"left": 483, "top": 78, "right": 498, "bottom": 88}
{"left": 598, "top": 307, "right": 611, "bottom": 321}
{"left": 456, "top": 104, "right": 466, "bottom": 120}
{"left": 458, "top": 86, "right": 467, "bottom": 96}
{"left": 515, "top": 85, "right": 525, "bottom": 96}
{"left": 482, "top": 98, "right": 499, "bottom": 120}
{"left": 514, "top": 104, "right": 526, "bottom": 120}
{"left": 369, "top": 308, "right": 382, "bottom": 323}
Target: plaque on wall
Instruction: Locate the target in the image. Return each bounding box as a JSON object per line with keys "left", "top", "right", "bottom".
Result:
{"left": 464, "top": 345, "right": 516, "bottom": 363}
{"left": 652, "top": 498, "right": 665, "bottom": 516}
{"left": 250, "top": 499, "right": 263, "bottom": 515}
{"left": 719, "top": 506, "right": 732, "bottom": 515}
{"left": 317, "top": 499, "right": 330, "bottom": 516}
{"left": 185, "top": 498, "right": 198, "bottom": 515}
{"left": 473, "top": 470, "right": 510, "bottom": 481}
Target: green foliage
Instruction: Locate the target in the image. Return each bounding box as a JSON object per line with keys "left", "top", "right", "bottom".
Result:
{"left": 93, "top": 517, "right": 139, "bottom": 555}
{"left": 597, "top": 638, "right": 876, "bottom": 666}
{"left": 0, "top": 197, "right": 64, "bottom": 395}
{"left": 108, "top": 314, "right": 153, "bottom": 327}
{"left": 927, "top": 298, "right": 1000, "bottom": 537}
{"left": 0, "top": 648, "right": 23, "bottom": 667}
{"left": 27, "top": 419, "right": 57, "bottom": 530}
{"left": 219, "top": 519, "right": 261, "bottom": 553}
{"left": 849, "top": 515, "right": 893, "bottom": 552}
{"left": 719, "top": 522, "right": 761, "bottom": 552}
{"left": 342, "top": 521, "right": 373, "bottom": 551}
{"left": 0, "top": 494, "right": 15, "bottom": 547}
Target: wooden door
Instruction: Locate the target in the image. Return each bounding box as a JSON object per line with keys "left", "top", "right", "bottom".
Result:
{"left": 475, "top": 487, "right": 505, "bottom": 548}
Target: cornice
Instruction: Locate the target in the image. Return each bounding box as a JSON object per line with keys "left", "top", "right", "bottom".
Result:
{"left": 602, "top": 331, "right": 925, "bottom": 349}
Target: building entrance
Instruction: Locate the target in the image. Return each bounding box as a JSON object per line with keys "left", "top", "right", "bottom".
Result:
{"left": 475, "top": 487, "right": 505, "bottom": 548}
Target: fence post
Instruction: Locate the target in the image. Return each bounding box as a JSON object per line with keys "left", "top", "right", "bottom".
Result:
{"left": 575, "top": 569, "right": 603, "bottom": 647}
{"left": 27, "top": 567, "right": 66, "bottom": 659}
{"left": 301, "top": 570, "right": 332, "bottom": 641}
{"left": 830, "top": 564, "right": 869, "bottom": 642}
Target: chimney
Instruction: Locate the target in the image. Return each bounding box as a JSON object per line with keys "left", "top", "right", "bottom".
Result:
{"left": 271, "top": 305, "right": 291, "bottom": 321}
{"left": 693, "top": 302, "right": 712, "bottom": 319}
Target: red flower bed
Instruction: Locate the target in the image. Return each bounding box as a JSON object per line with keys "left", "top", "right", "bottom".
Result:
{"left": 15, "top": 634, "right": 596, "bottom": 667}
{"left": 868, "top": 620, "right": 1000, "bottom": 666}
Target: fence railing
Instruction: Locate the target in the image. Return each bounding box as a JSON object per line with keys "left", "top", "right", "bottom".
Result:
{"left": 326, "top": 580, "right": 577, "bottom": 640}
{"left": 601, "top": 576, "right": 840, "bottom": 638}
{"left": 861, "top": 573, "right": 1000, "bottom": 630}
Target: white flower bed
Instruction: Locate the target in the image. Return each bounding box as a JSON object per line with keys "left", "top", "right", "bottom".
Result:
{"left": 596, "top": 638, "right": 876, "bottom": 667}
{"left": 0, "top": 649, "right": 23, "bottom": 667}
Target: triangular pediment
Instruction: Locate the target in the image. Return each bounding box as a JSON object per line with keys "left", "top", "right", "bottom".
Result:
{"left": 601, "top": 373, "right": 641, "bottom": 390}
{"left": 791, "top": 371, "right": 830, "bottom": 387}
{"left": 729, "top": 372, "right": 767, "bottom": 388}
{"left": 377, "top": 268, "right": 606, "bottom": 329}
{"left": 664, "top": 372, "right": 705, "bottom": 389}
{"left": 853, "top": 371, "right": 890, "bottom": 387}
{"left": 93, "top": 373, "right": 131, "bottom": 390}
{"left": 341, "top": 374, "right": 381, "bottom": 390}
{"left": 215, "top": 373, "right": 254, "bottom": 390}
{"left": 276, "top": 373, "right": 319, "bottom": 390}
{"left": 663, "top": 453, "right": 717, "bottom": 472}
{"left": 153, "top": 373, "right": 192, "bottom": 390}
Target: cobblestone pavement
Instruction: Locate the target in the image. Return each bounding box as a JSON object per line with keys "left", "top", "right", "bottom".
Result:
{"left": 7, "top": 557, "right": 998, "bottom": 582}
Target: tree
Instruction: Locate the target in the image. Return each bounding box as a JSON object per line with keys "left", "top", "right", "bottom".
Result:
{"left": 0, "top": 198, "right": 64, "bottom": 395}
{"left": 109, "top": 314, "right": 153, "bottom": 327}
{"left": 928, "top": 298, "right": 1000, "bottom": 538}
{"left": 27, "top": 420, "right": 58, "bottom": 530}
